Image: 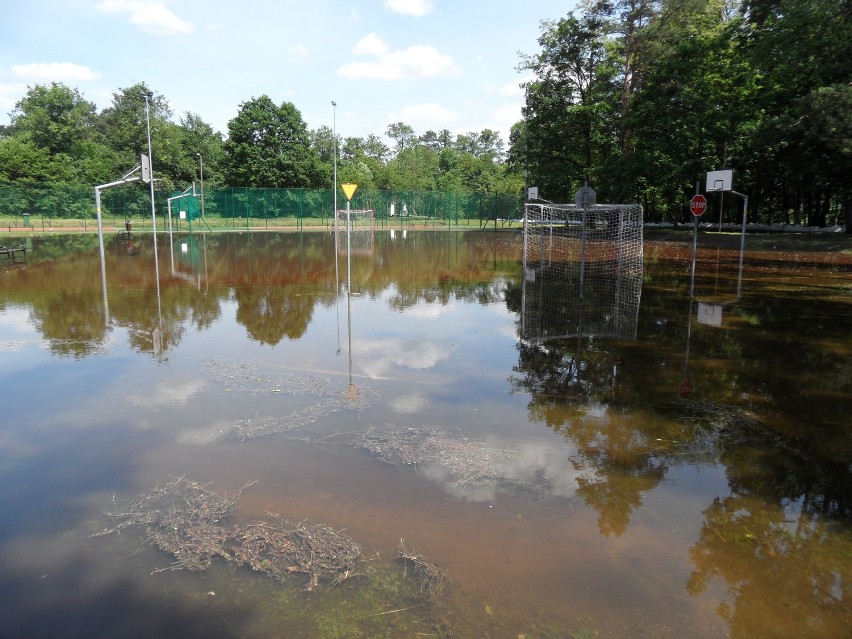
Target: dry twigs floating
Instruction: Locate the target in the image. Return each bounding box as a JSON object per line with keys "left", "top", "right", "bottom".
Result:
{"left": 93, "top": 477, "right": 362, "bottom": 590}
{"left": 359, "top": 427, "right": 514, "bottom": 488}
{"left": 395, "top": 539, "right": 448, "bottom": 601}
{"left": 231, "top": 517, "right": 363, "bottom": 590}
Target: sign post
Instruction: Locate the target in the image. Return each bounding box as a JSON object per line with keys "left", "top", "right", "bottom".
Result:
{"left": 341, "top": 183, "right": 358, "bottom": 294}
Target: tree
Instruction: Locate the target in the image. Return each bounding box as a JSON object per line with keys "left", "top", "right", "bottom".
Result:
{"left": 517, "top": 12, "right": 620, "bottom": 201}
{"left": 4, "top": 82, "right": 116, "bottom": 184}
{"left": 98, "top": 83, "right": 171, "bottom": 172}
{"left": 223, "top": 96, "right": 322, "bottom": 188}
{"left": 179, "top": 111, "right": 225, "bottom": 188}
{"left": 744, "top": 0, "right": 851, "bottom": 227}
{"left": 386, "top": 122, "right": 417, "bottom": 156}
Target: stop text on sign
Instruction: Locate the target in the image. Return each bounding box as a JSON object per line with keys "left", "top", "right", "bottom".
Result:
{"left": 690, "top": 194, "right": 707, "bottom": 217}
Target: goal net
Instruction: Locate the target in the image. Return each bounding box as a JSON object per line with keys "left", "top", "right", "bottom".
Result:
{"left": 521, "top": 202, "right": 643, "bottom": 342}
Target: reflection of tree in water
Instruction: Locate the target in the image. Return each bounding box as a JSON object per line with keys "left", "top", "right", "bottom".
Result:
{"left": 510, "top": 336, "right": 668, "bottom": 536}
{"left": 28, "top": 289, "right": 110, "bottom": 358}
{"left": 387, "top": 279, "right": 506, "bottom": 312}
{"left": 682, "top": 403, "right": 852, "bottom": 638}
{"left": 689, "top": 491, "right": 852, "bottom": 638}
{"left": 234, "top": 285, "right": 316, "bottom": 345}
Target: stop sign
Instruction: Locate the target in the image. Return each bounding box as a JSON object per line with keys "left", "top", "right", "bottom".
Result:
{"left": 679, "top": 379, "right": 694, "bottom": 399}
{"left": 690, "top": 194, "right": 707, "bottom": 217}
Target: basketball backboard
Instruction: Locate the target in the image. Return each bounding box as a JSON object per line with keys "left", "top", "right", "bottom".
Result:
{"left": 706, "top": 169, "right": 733, "bottom": 192}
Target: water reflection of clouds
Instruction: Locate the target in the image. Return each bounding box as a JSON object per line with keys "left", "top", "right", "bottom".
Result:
{"left": 416, "top": 436, "right": 582, "bottom": 503}
{"left": 389, "top": 392, "right": 427, "bottom": 414}
{"left": 405, "top": 301, "right": 450, "bottom": 319}
{"left": 127, "top": 379, "right": 206, "bottom": 407}
{"left": 355, "top": 338, "right": 451, "bottom": 378}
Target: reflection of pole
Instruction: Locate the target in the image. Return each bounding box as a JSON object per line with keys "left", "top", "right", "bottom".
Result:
{"left": 726, "top": 190, "right": 749, "bottom": 300}
{"left": 347, "top": 277, "right": 353, "bottom": 388}
{"left": 579, "top": 181, "right": 588, "bottom": 303}
{"left": 690, "top": 181, "right": 699, "bottom": 300}
{"left": 683, "top": 298, "right": 694, "bottom": 381}
{"left": 95, "top": 186, "right": 109, "bottom": 323}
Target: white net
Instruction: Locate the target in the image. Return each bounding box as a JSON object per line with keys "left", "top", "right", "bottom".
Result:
{"left": 521, "top": 202, "right": 643, "bottom": 342}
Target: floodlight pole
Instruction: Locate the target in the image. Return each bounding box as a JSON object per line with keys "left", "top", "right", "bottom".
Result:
{"left": 196, "top": 153, "right": 205, "bottom": 219}
{"left": 332, "top": 101, "right": 338, "bottom": 235}
{"left": 143, "top": 91, "right": 163, "bottom": 337}
{"left": 143, "top": 92, "right": 157, "bottom": 233}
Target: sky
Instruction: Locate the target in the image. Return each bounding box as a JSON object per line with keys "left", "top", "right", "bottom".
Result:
{"left": 1, "top": 0, "right": 578, "bottom": 146}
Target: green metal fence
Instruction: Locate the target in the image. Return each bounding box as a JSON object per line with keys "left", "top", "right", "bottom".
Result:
{"left": 0, "top": 184, "right": 524, "bottom": 231}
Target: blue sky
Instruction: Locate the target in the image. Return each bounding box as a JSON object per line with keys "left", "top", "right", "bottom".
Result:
{"left": 2, "top": 0, "right": 577, "bottom": 145}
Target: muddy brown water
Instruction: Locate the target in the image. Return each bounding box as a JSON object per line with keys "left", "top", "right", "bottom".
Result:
{"left": 0, "top": 230, "right": 849, "bottom": 638}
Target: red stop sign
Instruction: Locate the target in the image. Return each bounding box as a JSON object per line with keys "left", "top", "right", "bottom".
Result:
{"left": 690, "top": 194, "right": 707, "bottom": 217}
{"left": 679, "top": 379, "right": 694, "bottom": 399}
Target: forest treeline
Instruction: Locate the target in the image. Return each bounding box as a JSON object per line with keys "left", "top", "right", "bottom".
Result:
{"left": 0, "top": 0, "right": 848, "bottom": 228}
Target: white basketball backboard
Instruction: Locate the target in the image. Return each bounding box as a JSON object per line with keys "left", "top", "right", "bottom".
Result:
{"left": 140, "top": 153, "right": 151, "bottom": 183}
{"left": 706, "top": 169, "right": 733, "bottom": 192}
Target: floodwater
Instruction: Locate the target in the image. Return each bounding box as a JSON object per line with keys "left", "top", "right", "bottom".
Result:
{"left": 0, "top": 229, "right": 849, "bottom": 638}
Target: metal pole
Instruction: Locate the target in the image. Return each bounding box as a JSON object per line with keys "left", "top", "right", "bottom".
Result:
{"left": 690, "top": 180, "right": 699, "bottom": 300}
{"left": 579, "top": 181, "right": 588, "bottom": 302}
{"left": 95, "top": 186, "right": 109, "bottom": 323}
{"left": 332, "top": 101, "right": 337, "bottom": 235}
{"left": 196, "top": 153, "right": 205, "bottom": 219}
{"left": 143, "top": 91, "right": 160, "bottom": 272}
{"left": 346, "top": 198, "right": 351, "bottom": 295}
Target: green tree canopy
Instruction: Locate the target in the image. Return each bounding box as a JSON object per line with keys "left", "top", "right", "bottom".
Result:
{"left": 224, "top": 96, "right": 322, "bottom": 189}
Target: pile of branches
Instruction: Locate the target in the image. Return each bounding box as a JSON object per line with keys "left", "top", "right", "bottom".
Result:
{"left": 94, "top": 477, "right": 362, "bottom": 590}
{"left": 395, "top": 539, "right": 448, "bottom": 601}
{"left": 231, "top": 517, "right": 363, "bottom": 590}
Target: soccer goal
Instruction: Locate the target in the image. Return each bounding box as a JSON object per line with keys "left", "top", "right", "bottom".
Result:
{"left": 521, "top": 202, "right": 644, "bottom": 342}
{"left": 336, "top": 209, "right": 376, "bottom": 256}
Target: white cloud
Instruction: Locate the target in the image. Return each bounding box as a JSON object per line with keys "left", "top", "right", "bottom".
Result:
{"left": 11, "top": 62, "right": 100, "bottom": 82}
{"left": 384, "top": 0, "right": 433, "bottom": 17}
{"left": 339, "top": 42, "right": 460, "bottom": 81}
{"left": 289, "top": 44, "right": 310, "bottom": 60}
{"left": 95, "top": 0, "right": 194, "bottom": 35}
{"left": 0, "top": 82, "right": 27, "bottom": 115}
{"left": 499, "top": 78, "right": 528, "bottom": 97}
{"left": 353, "top": 33, "right": 390, "bottom": 57}
{"left": 387, "top": 102, "right": 459, "bottom": 132}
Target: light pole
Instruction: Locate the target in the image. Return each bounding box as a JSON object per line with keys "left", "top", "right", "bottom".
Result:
{"left": 142, "top": 90, "right": 162, "bottom": 348}
{"left": 196, "top": 153, "right": 205, "bottom": 219}
{"left": 142, "top": 91, "right": 157, "bottom": 232}
{"left": 332, "top": 101, "right": 337, "bottom": 235}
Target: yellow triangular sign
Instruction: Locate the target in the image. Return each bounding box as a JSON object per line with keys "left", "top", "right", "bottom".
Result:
{"left": 341, "top": 183, "right": 358, "bottom": 201}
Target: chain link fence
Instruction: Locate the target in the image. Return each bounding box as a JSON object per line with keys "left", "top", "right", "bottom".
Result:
{"left": 0, "top": 184, "right": 523, "bottom": 231}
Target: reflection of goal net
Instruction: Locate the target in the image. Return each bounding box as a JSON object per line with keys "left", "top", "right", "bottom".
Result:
{"left": 521, "top": 203, "right": 643, "bottom": 341}
{"left": 336, "top": 209, "right": 375, "bottom": 256}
